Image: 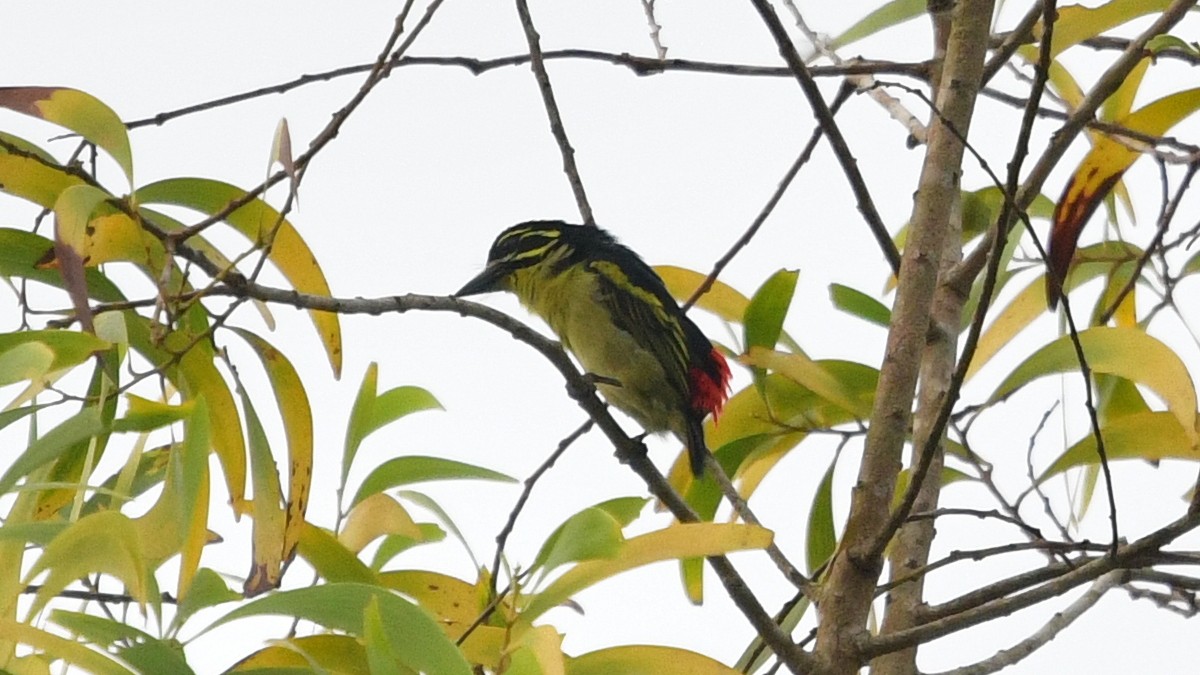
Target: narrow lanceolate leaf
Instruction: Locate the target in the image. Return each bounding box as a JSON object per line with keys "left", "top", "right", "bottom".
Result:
{"left": 967, "top": 242, "right": 1144, "bottom": 380}
{"left": 269, "top": 117, "right": 298, "bottom": 202}
{"left": 25, "top": 511, "right": 148, "bottom": 618}
{"left": 744, "top": 348, "right": 873, "bottom": 419}
{"left": 531, "top": 506, "right": 627, "bottom": 578}
{"left": 340, "top": 493, "right": 423, "bottom": 553}
{"left": 1048, "top": 88, "right": 1200, "bottom": 305}
{"left": 343, "top": 363, "right": 443, "bottom": 482}
{"left": 0, "top": 407, "right": 104, "bottom": 495}
{"left": 744, "top": 269, "right": 798, "bottom": 356}
{"left": 0, "top": 619, "right": 134, "bottom": 675}
{"left": 238, "top": 382, "right": 287, "bottom": 597}
{"left": 829, "top": 283, "right": 891, "bottom": 327}
{"left": 297, "top": 521, "right": 378, "bottom": 585}
{"left": 136, "top": 177, "right": 343, "bottom": 376}
{"left": 0, "top": 87, "right": 133, "bottom": 182}
{"left": 1039, "top": 411, "right": 1193, "bottom": 482}
{"left": 207, "top": 583, "right": 471, "bottom": 675}
{"left": 51, "top": 611, "right": 195, "bottom": 675}
{"left": 654, "top": 264, "right": 752, "bottom": 325}
{"left": 53, "top": 185, "right": 113, "bottom": 333}
{"left": 233, "top": 330, "right": 313, "bottom": 575}
{"left": 568, "top": 645, "right": 740, "bottom": 675}
{"left": 352, "top": 456, "right": 515, "bottom": 507}
{"left": 830, "top": 0, "right": 924, "bottom": 49}
{"left": 227, "top": 635, "right": 370, "bottom": 674}
{"left": 519, "top": 523, "right": 772, "bottom": 623}
{"left": 807, "top": 455, "right": 838, "bottom": 575}
{"left": 0, "top": 229, "right": 125, "bottom": 302}
{"left": 991, "top": 327, "right": 1198, "bottom": 444}
{"left": 1030, "top": 0, "right": 1174, "bottom": 58}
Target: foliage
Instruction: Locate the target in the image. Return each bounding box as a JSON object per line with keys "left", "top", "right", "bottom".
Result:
{"left": 0, "top": 1, "right": 1198, "bottom": 674}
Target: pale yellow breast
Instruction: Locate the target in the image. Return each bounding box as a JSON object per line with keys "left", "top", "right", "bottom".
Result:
{"left": 508, "top": 263, "right": 688, "bottom": 441}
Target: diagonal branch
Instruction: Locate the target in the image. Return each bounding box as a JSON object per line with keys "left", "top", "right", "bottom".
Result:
{"left": 513, "top": 0, "right": 595, "bottom": 226}
{"left": 746, "top": 0, "right": 901, "bottom": 276}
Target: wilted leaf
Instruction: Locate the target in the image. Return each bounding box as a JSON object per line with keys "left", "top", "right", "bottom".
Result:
{"left": 1048, "top": 88, "right": 1200, "bottom": 305}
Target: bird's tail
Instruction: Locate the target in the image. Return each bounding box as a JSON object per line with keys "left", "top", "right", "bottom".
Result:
{"left": 686, "top": 418, "right": 709, "bottom": 477}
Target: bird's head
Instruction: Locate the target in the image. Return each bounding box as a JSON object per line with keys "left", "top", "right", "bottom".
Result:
{"left": 456, "top": 220, "right": 602, "bottom": 297}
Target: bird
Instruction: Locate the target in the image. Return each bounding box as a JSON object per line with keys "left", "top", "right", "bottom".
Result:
{"left": 455, "top": 220, "right": 731, "bottom": 476}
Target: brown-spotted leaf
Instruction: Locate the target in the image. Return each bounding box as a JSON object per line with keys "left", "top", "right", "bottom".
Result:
{"left": 1048, "top": 87, "right": 1200, "bottom": 306}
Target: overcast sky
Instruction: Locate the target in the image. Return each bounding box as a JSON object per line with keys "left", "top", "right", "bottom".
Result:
{"left": 4, "top": 1, "right": 1200, "bottom": 673}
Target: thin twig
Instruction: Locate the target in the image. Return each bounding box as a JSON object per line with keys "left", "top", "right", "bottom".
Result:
{"left": 489, "top": 419, "right": 594, "bottom": 599}
{"left": 513, "top": 0, "right": 595, "bottom": 227}
{"left": 747, "top": 0, "right": 902, "bottom": 276}
{"left": 683, "top": 81, "right": 854, "bottom": 310}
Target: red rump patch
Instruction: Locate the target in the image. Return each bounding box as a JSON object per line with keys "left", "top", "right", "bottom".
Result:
{"left": 689, "top": 348, "right": 731, "bottom": 419}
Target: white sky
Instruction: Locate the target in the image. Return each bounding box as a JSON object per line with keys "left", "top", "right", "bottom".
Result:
{"left": 3, "top": 1, "right": 1200, "bottom": 673}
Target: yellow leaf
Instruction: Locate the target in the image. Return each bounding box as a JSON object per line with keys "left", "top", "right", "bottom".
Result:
{"left": 136, "top": 178, "right": 343, "bottom": 377}
{"left": 519, "top": 523, "right": 771, "bottom": 623}
{"left": 234, "top": 331, "right": 313, "bottom": 568}
{"left": 505, "top": 626, "right": 565, "bottom": 675}
{"left": 381, "top": 570, "right": 487, "bottom": 640}
{"left": 567, "top": 645, "right": 740, "bottom": 675}
{"left": 991, "top": 326, "right": 1198, "bottom": 443}
{"left": 743, "top": 348, "right": 873, "bottom": 418}
{"left": 0, "top": 619, "right": 133, "bottom": 675}
{"left": 227, "top": 635, "right": 369, "bottom": 674}
{"left": 1040, "top": 411, "right": 1195, "bottom": 482}
{"left": 341, "top": 493, "right": 423, "bottom": 553}
{"left": 0, "top": 88, "right": 132, "bottom": 182}
{"left": 25, "top": 511, "right": 147, "bottom": 618}
{"left": 655, "top": 264, "right": 750, "bottom": 324}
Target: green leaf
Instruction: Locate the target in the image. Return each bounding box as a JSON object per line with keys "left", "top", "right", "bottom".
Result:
{"left": 831, "top": 0, "right": 924, "bottom": 49}
{"left": 0, "top": 330, "right": 110, "bottom": 374}
{"left": 520, "top": 524, "right": 772, "bottom": 623}
{"left": 25, "top": 511, "right": 148, "bottom": 618}
{"left": 112, "top": 395, "right": 194, "bottom": 433}
{"left": 0, "top": 228, "right": 124, "bottom": 302}
{"left": 531, "top": 505, "right": 629, "bottom": 576}
{"left": 207, "top": 583, "right": 471, "bottom": 675}
{"left": 0, "top": 619, "right": 133, "bottom": 675}
{"left": 297, "top": 522, "right": 378, "bottom": 585}
{"left": 343, "top": 364, "right": 441, "bottom": 482}
{"left": 568, "top": 645, "right": 740, "bottom": 675}
{"left": 0, "top": 406, "right": 104, "bottom": 495}
{"left": 52, "top": 611, "right": 195, "bottom": 675}
{"left": 172, "top": 567, "right": 239, "bottom": 630}
{"left": 806, "top": 456, "right": 837, "bottom": 575}
{"left": 1039, "top": 411, "right": 1194, "bottom": 482}
{"left": 0, "top": 87, "right": 133, "bottom": 182}
{"left": 829, "top": 283, "right": 890, "bottom": 327}
{"left": 991, "top": 327, "right": 1197, "bottom": 443}
{"left": 136, "top": 177, "right": 343, "bottom": 376}
{"left": 744, "top": 269, "right": 798, "bottom": 355}
{"left": 352, "top": 456, "right": 516, "bottom": 507}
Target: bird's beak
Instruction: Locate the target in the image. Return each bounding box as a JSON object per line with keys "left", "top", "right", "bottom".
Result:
{"left": 455, "top": 263, "right": 509, "bottom": 297}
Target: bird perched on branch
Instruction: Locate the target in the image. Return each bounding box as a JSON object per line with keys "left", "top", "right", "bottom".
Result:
{"left": 456, "top": 220, "right": 730, "bottom": 476}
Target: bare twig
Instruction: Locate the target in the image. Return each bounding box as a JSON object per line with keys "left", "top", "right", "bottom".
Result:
{"left": 683, "top": 81, "right": 854, "bottom": 310}
{"left": 513, "top": 0, "right": 595, "bottom": 227}
{"left": 927, "top": 570, "right": 1125, "bottom": 675}
{"left": 747, "top": 0, "right": 902, "bottom": 276}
